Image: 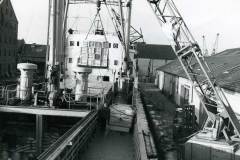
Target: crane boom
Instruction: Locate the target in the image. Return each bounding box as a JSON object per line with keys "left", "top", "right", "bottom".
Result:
{"left": 146, "top": 0, "right": 240, "bottom": 141}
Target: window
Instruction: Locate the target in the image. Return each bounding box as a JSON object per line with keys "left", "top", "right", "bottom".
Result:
{"left": 109, "top": 43, "right": 111, "bottom": 48}
{"left": 113, "top": 43, "right": 118, "bottom": 48}
{"left": 89, "top": 41, "right": 94, "bottom": 48}
{"left": 68, "top": 58, "right": 72, "bottom": 63}
{"left": 77, "top": 41, "right": 80, "bottom": 46}
{"left": 103, "top": 42, "right": 109, "bottom": 48}
{"left": 70, "top": 41, "right": 74, "bottom": 46}
{"left": 93, "top": 48, "right": 97, "bottom": 54}
{"left": 95, "top": 54, "right": 101, "bottom": 60}
{"left": 77, "top": 58, "right": 80, "bottom": 63}
{"left": 4, "top": 48, "right": 6, "bottom": 56}
{"left": 8, "top": 64, "right": 11, "bottom": 73}
{"left": 114, "top": 60, "right": 118, "bottom": 65}
{"left": 103, "top": 76, "right": 110, "bottom": 82}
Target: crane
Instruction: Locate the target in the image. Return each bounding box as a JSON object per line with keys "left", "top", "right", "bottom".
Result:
{"left": 111, "top": 8, "right": 144, "bottom": 46}
{"left": 146, "top": 0, "right": 240, "bottom": 142}
{"left": 212, "top": 33, "right": 220, "bottom": 55}
{"left": 202, "top": 35, "right": 209, "bottom": 56}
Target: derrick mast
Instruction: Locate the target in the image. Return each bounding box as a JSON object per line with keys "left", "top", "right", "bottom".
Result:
{"left": 146, "top": 0, "right": 240, "bottom": 141}
{"left": 46, "top": 0, "right": 69, "bottom": 107}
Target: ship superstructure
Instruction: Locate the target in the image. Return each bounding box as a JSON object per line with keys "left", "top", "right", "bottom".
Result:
{"left": 64, "top": 32, "right": 124, "bottom": 89}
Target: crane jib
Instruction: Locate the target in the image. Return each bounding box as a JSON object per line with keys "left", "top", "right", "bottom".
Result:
{"left": 147, "top": 0, "right": 240, "bottom": 141}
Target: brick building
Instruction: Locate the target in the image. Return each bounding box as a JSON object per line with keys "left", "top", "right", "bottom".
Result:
{"left": 0, "top": 0, "right": 18, "bottom": 81}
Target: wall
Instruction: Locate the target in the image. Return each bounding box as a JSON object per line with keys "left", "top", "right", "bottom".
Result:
{"left": 177, "top": 77, "right": 203, "bottom": 124}
{"left": 137, "top": 58, "right": 170, "bottom": 82}
{"left": 156, "top": 71, "right": 204, "bottom": 125}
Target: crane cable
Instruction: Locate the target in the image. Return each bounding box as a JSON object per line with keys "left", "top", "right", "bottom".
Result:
{"left": 85, "top": 0, "right": 107, "bottom": 42}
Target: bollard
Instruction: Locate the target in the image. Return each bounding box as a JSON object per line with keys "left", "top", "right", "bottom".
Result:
{"left": 17, "top": 63, "right": 37, "bottom": 101}
{"left": 73, "top": 67, "right": 92, "bottom": 101}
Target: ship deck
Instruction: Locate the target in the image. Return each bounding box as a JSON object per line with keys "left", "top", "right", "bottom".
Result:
{"left": 80, "top": 128, "right": 135, "bottom": 160}
{"left": 80, "top": 91, "right": 135, "bottom": 160}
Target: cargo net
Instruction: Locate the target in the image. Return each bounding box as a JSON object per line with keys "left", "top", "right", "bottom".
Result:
{"left": 78, "top": 41, "right": 109, "bottom": 68}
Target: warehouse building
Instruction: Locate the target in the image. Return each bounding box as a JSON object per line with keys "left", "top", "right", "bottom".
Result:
{"left": 155, "top": 48, "right": 240, "bottom": 126}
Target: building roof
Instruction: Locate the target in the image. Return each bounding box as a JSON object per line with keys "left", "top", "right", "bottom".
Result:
{"left": 213, "top": 48, "right": 240, "bottom": 57}
{"left": 156, "top": 48, "right": 240, "bottom": 92}
{"left": 135, "top": 43, "right": 176, "bottom": 60}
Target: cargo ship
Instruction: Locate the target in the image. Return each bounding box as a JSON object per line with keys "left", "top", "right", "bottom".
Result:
{"left": 0, "top": 0, "right": 157, "bottom": 160}
{"left": 1, "top": 0, "right": 239, "bottom": 160}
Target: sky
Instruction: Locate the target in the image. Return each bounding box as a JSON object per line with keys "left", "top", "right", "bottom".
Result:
{"left": 11, "top": 0, "right": 240, "bottom": 52}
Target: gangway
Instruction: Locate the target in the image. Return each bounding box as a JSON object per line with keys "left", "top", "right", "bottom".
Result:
{"left": 37, "top": 110, "right": 98, "bottom": 160}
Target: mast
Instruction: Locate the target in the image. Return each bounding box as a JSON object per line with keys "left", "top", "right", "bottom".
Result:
{"left": 124, "top": 0, "right": 132, "bottom": 72}
{"left": 47, "top": 0, "right": 67, "bottom": 106}
{"left": 118, "top": 0, "right": 126, "bottom": 49}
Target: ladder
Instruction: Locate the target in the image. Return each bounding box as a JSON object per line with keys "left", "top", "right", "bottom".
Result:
{"left": 146, "top": 0, "right": 240, "bottom": 142}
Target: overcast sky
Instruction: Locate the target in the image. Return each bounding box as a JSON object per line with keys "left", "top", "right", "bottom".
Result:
{"left": 11, "top": 0, "right": 240, "bottom": 52}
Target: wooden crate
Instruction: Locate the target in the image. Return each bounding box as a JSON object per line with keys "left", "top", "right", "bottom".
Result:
{"left": 108, "top": 104, "right": 134, "bottom": 132}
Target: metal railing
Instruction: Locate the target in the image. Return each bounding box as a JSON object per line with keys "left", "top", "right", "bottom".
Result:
{"left": 63, "top": 92, "right": 102, "bottom": 110}
{"left": 0, "top": 84, "right": 19, "bottom": 105}
{"left": 37, "top": 111, "right": 98, "bottom": 160}
{"left": 0, "top": 82, "right": 112, "bottom": 111}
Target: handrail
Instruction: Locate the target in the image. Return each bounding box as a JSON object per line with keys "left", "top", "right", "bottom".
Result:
{"left": 37, "top": 111, "right": 98, "bottom": 160}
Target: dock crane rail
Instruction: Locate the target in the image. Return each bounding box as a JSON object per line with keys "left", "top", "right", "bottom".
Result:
{"left": 146, "top": 0, "right": 240, "bottom": 142}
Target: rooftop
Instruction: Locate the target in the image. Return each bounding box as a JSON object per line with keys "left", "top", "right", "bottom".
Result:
{"left": 135, "top": 43, "right": 176, "bottom": 60}
{"left": 156, "top": 48, "right": 240, "bottom": 92}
